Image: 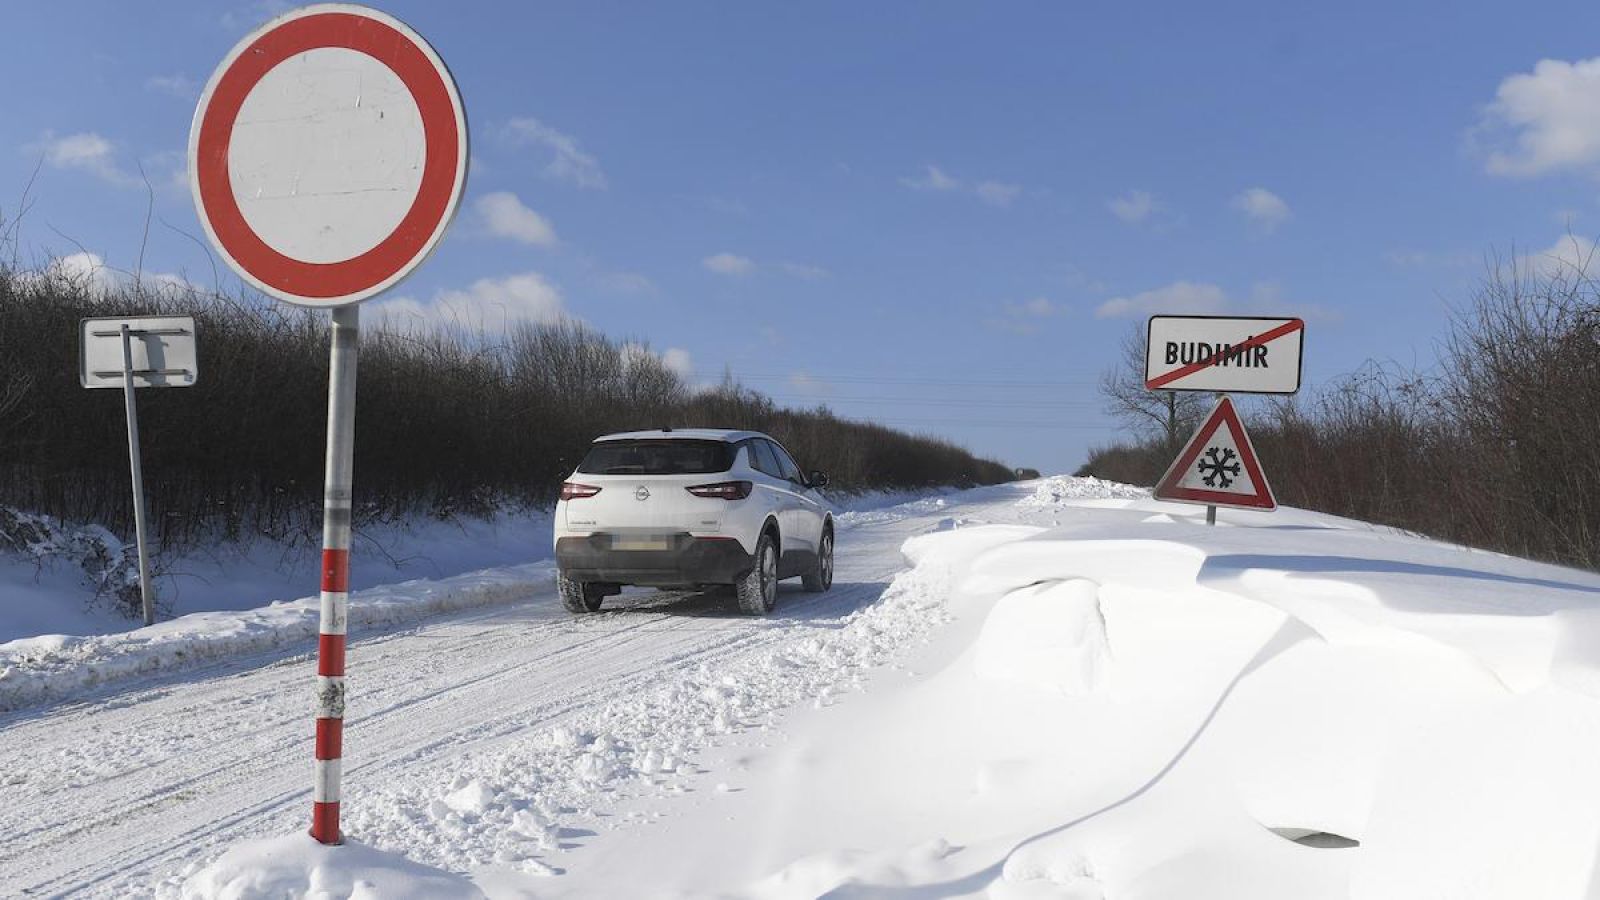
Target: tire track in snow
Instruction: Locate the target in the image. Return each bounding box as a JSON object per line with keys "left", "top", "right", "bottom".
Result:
{"left": 0, "top": 485, "right": 1033, "bottom": 897}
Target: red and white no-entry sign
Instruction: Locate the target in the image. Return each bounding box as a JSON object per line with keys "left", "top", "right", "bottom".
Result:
{"left": 191, "top": 3, "right": 468, "bottom": 847}
{"left": 189, "top": 3, "right": 468, "bottom": 306}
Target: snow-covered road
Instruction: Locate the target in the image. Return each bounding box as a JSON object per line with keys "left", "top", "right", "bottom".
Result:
{"left": 17, "top": 476, "right": 1600, "bottom": 899}
{"left": 0, "top": 486, "right": 1014, "bottom": 897}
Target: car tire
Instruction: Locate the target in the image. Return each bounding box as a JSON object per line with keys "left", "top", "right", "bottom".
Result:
{"left": 802, "top": 528, "right": 833, "bottom": 593}
{"left": 558, "top": 573, "right": 606, "bottom": 613}
{"left": 736, "top": 531, "right": 779, "bottom": 615}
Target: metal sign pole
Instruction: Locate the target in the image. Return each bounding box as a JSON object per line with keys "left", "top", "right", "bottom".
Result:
{"left": 312, "top": 305, "right": 358, "bottom": 845}
{"left": 119, "top": 325, "right": 157, "bottom": 627}
{"left": 193, "top": 5, "right": 468, "bottom": 849}
{"left": 1207, "top": 392, "right": 1225, "bottom": 527}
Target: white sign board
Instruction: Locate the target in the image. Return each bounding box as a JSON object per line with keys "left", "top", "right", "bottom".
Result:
{"left": 1144, "top": 315, "right": 1304, "bottom": 394}
{"left": 79, "top": 316, "right": 199, "bottom": 389}
{"left": 189, "top": 4, "right": 469, "bottom": 308}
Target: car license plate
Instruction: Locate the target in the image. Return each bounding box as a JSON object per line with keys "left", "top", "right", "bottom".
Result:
{"left": 613, "top": 535, "right": 670, "bottom": 551}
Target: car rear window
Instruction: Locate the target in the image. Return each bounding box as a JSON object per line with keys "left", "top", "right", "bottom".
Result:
{"left": 577, "top": 439, "right": 735, "bottom": 475}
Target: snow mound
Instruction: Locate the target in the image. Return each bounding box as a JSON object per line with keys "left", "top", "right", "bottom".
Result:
{"left": 179, "top": 833, "right": 484, "bottom": 899}
{"left": 0, "top": 561, "right": 555, "bottom": 712}
{"left": 697, "top": 509, "right": 1600, "bottom": 899}
{"left": 1353, "top": 687, "right": 1600, "bottom": 899}
{"left": 974, "top": 578, "right": 1111, "bottom": 694}
{"left": 1017, "top": 475, "right": 1148, "bottom": 510}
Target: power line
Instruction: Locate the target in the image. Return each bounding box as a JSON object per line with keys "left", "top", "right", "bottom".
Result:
{"left": 873, "top": 419, "right": 1120, "bottom": 430}
{"left": 765, "top": 394, "right": 1103, "bottom": 409}
{"left": 695, "top": 370, "right": 1100, "bottom": 388}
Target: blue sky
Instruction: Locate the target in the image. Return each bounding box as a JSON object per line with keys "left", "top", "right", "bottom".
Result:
{"left": 8, "top": 1, "right": 1600, "bottom": 475}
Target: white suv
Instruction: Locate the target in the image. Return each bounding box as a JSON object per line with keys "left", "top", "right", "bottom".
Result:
{"left": 553, "top": 429, "right": 834, "bottom": 615}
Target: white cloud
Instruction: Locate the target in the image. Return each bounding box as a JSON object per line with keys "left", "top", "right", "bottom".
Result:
{"left": 1232, "top": 187, "right": 1291, "bottom": 230}
{"left": 1018, "top": 297, "right": 1058, "bottom": 317}
{"left": 1521, "top": 234, "right": 1597, "bottom": 278}
{"left": 1481, "top": 58, "right": 1600, "bottom": 177}
{"left": 592, "top": 270, "right": 656, "bottom": 295}
{"left": 989, "top": 296, "right": 1063, "bottom": 335}
{"left": 900, "top": 164, "right": 960, "bottom": 192}
{"left": 1095, "top": 280, "right": 1229, "bottom": 318}
{"left": 504, "top": 117, "right": 607, "bottom": 189}
{"left": 703, "top": 252, "right": 755, "bottom": 276}
{"left": 31, "top": 132, "right": 137, "bottom": 187}
{"left": 618, "top": 343, "right": 694, "bottom": 382}
{"left": 901, "top": 164, "right": 1022, "bottom": 206}
{"left": 974, "top": 181, "right": 1021, "bottom": 207}
{"left": 40, "top": 252, "right": 120, "bottom": 295}
{"left": 1109, "top": 190, "right": 1157, "bottom": 224}
{"left": 475, "top": 191, "right": 557, "bottom": 246}
{"left": 22, "top": 251, "right": 196, "bottom": 298}
{"left": 661, "top": 348, "right": 693, "bottom": 378}
{"left": 704, "top": 253, "right": 825, "bottom": 279}
{"left": 145, "top": 74, "right": 197, "bottom": 98}
{"left": 777, "top": 261, "right": 828, "bottom": 280}
{"left": 788, "top": 372, "right": 832, "bottom": 396}
{"left": 375, "top": 272, "right": 567, "bottom": 332}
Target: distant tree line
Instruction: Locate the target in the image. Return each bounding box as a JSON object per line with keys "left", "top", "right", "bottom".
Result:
{"left": 0, "top": 266, "right": 1013, "bottom": 551}
{"left": 1079, "top": 246, "right": 1600, "bottom": 571}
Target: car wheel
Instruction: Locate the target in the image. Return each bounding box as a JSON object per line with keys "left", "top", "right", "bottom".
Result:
{"left": 558, "top": 573, "right": 605, "bottom": 613}
{"left": 802, "top": 529, "right": 833, "bottom": 593}
{"left": 736, "top": 531, "right": 779, "bottom": 615}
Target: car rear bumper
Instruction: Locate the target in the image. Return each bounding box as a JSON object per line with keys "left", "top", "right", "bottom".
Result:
{"left": 556, "top": 534, "right": 754, "bottom": 586}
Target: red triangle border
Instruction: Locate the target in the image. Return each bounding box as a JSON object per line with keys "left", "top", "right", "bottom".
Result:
{"left": 1153, "top": 396, "right": 1277, "bottom": 510}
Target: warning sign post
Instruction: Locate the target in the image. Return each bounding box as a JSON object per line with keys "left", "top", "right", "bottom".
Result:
{"left": 190, "top": 3, "right": 468, "bottom": 845}
{"left": 1153, "top": 396, "right": 1276, "bottom": 515}
{"left": 1145, "top": 314, "right": 1300, "bottom": 524}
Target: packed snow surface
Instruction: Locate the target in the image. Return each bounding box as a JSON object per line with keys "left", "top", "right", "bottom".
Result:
{"left": 7, "top": 475, "right": 1600, "bottom": 898}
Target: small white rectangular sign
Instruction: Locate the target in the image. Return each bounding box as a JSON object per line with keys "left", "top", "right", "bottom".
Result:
{"left": 79, "top": 316, "right": 199, "bottom": 389}
{"left": 1144, "top": 315, "right": 1304, "bottom": 394}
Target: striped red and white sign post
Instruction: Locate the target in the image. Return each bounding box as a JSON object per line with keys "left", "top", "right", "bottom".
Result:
{"left": 190, "top": 3, "right": 468, "bottom": 845}
{"left": 313, "top": 310, "right": 358, "bottom": 841}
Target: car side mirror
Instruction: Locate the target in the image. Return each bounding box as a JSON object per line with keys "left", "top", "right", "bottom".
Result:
{"left": 807, "top": 470, "right": 829, "bottom": 488}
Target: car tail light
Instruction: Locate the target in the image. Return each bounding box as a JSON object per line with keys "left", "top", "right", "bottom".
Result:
{"left": 561, "top": 482, "right": 602, "bottom": 501}
{"left": 686, "top": 480, "right": 752, "bottom": 500}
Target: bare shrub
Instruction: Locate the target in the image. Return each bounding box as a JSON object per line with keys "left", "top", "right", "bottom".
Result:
{"left": 0, "top": 263, "right": 1012, "bottom": 552}
{"left": 1082, "top": 242, "right": 1600, "bottom": 571}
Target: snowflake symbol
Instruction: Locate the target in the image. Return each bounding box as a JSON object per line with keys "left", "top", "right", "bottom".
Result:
{"left": 1197, "top": 447, "right": 1241, "bottom": 488}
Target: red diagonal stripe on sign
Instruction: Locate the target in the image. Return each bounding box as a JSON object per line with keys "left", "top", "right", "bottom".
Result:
{"left": 1145, "top": 318, "right": 1304, "bottom": 390}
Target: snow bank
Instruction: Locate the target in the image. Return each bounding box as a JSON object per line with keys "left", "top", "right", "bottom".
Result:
{"left": 1016, "top": 474, "right": 1148, "bottom": 508}
{"left": 0, "top": 561, "right": 554, "bottom": 711}
{"left": 1353, "top": 686, "right": 1600, "bottom": 899}
{"left": 624, "top": 481, "right": 1600, "bottom": 900}
{"left": 179, "top": 833, "right": 484, "bottom": 899}
{"left": 0, "top": 507, "right": 555, "bottom": 644}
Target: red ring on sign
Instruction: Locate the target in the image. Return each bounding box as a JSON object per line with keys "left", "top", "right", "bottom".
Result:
{"left": 195, "top": 12, "right": 461, "bottom": 301}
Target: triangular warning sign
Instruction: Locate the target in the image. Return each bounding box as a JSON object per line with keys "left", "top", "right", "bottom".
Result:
{"left": 1153, "top": 396, "right": 1277, "bottom": 511}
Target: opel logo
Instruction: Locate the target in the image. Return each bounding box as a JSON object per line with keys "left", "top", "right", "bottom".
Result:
{"left": 635, "top": 486, "right": 650, "bottom": 501}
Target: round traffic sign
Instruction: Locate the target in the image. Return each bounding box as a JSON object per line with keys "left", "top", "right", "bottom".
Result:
{"left": 190, "top": 4, "right": 468, "bottom": 307}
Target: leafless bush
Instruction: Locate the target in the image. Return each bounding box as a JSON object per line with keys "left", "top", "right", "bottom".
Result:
{"left": 0, "top": 263, "right": 1012, "bottom": 551}
{"left": 1082, "top": 245, "right": 1600, "bottom": 571}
